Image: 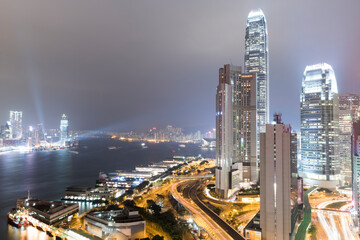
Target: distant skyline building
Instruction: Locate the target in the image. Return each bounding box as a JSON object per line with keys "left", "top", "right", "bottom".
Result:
{"left": 60, "top": 114, "right": 69, "bottom": 144}
{"left": 260, "top": 118, "right": 298, "bottom": 240}
{"left": 215, "top": 65, "right": 242, "bottom": 198}
{"left": 244, "top": 9, "right": 269, "bottom": 135}
{"left": 339, "top": 94, "right": 360, "bottom": 185}
{"left": 300, "top": 63, "right": 340, "bottom": 189}
{"left": 9, "top": 110, "right": 22, "bottom": 140}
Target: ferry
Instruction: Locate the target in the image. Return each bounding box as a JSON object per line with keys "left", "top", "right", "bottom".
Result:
{"left": 141, "top": 143, "right": 148, "bottom": 149}
{"left": 179, "top": 144, "right": 186, "bottom": 148}
{"left": 7, "top": 209, "right": 26, "bottom": 228}
{"left": 108, "top": 146, "right": 117, "bottom": 150}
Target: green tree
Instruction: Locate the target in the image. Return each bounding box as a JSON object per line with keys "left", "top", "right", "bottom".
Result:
{"left": 123, "top": 199, "right": 136, "bottom": 208}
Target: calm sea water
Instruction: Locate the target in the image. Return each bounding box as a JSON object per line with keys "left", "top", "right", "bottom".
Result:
{"left": 1, "top": 137, "right": 215, "bottom": 240}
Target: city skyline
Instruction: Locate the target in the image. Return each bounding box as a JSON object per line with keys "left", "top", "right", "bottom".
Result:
{"left": 2, "top": 2, "right": 360, "bottom": 239}
{"left": 0, "top": 1, "right": 359, "bottom": 131}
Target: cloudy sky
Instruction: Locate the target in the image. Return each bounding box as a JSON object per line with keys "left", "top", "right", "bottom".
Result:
{"left": 0, "top": 0, "right": 359, "bottom": 132}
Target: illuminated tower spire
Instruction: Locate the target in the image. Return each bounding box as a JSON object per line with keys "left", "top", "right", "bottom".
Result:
{"left": 245, "top": 9, "right": 269, "bottom": 126}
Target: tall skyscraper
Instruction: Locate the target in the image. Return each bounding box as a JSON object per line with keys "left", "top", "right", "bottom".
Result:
{"left": 60, "top": 114, "right": 69, "bottom": 144}
{"left": 9, "top": 110, "right": 23, "bottom": 140}
{"left": 300, "top": 63, "right": 340, "bottom": 189}
{"left": 260, "top": 117, "right": 298, "bottom": 240}
{"left": 352, "top": 119, "right": 360, "bottom": 229}
{"left": 234, "top": 72, "right": 258, "bottom": 182}
{"left": 244, "top": 9, "right": 269, "bottom": 134}
{"left": 339, "top": 94, "right": 360, "bottom": 185}
{"left": 215, "top": 65, "right": 242, "bottom": 198}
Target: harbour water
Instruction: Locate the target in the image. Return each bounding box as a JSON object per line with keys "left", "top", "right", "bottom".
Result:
{"left": 0, "top": 137, "right": 215, "bottom": 239}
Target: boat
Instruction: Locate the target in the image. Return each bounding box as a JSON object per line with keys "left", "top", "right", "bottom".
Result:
{"left": 36, "top": 225, "right": 44, "bottom": 232}
{"left": 7, "top": 209, "right": 25, "bottom": 228}
{"left": 69, "top": 150, "right": 79, "bottom": 154}
{"left": 108, "top": 146, "right": 117, "bottom": 150}
{"left": 179, "top": 144, "right": 186, "bottom": 148}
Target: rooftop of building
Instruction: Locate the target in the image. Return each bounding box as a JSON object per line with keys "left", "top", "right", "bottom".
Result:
{"left": 86, "top": 207, "right": 143, "bottom": 224}
{"left": 67, "top": 229, "right": 103, "bottom": 240}
{"left": 247, "top": 9, "right": 266, "bottom": 22}
{"left": 244, "top": 211, "right": 261, "bottom": 232}
{"left": 25, "top": 199, "right": 78, "bottom": 214}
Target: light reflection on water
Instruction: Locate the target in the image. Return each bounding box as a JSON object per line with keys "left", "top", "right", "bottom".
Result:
{"left": 7, "top": 201, "right": 94, "bottom": 239}
{"left": 1, "top": 138, "right": 214, "bottom": 239}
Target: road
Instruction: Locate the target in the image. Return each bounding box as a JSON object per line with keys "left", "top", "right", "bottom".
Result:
{"left": 314, "top": 200, "right": 358, "bottom": 240}
{"left": 185, "top": 182, "right": 245, "bottom": 240}
{"left": 171, "top": 181, "right": 232, "bottom": 240}
{"left": 171, "top": 180, "right": 245, "bottom": 240}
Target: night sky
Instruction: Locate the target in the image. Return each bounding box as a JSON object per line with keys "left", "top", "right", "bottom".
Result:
{"left": 0, "top": 0, "right": 359, "bottom": 132}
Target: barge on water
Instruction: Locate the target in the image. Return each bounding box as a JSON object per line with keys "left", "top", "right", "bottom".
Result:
{"left": 7, "top": 208, "right": 27, "bottom": 228}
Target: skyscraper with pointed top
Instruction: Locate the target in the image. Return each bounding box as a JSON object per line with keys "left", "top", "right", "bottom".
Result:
{"left": 245, "top": 9, "right": 269, "bottom": 134}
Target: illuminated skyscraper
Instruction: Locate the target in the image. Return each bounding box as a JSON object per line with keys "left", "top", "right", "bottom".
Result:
{"left": 9, "top": 110, "right": 23, "bottom": 139}
{"left": 215, "top": 65, "right": 242, "bottom": 198}
{"left": 352, "top": 119, "right": 360, "bottom": 228}
{"left": 338, "top": 94, "right": 360, "bottom": 185}
{"left": 234, "top": 72, "right": 257, "bottom": 182}
{"left": 60, "top": 114, "right": 69, "bottom": 144}
{"left": 244, "top": 9, "right": 269, "bottom": 134}
{"left": 260, "top": 118, "right": 298, "bottom": 240}
{"left": 300, "top": 63, "right": 340, "bottom": 189}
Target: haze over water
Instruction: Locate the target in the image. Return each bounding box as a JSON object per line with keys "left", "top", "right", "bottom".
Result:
{"left": 1, "top": 137, "right": 215, "bottom": 239}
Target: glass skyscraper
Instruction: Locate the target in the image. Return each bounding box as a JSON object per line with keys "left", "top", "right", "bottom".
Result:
{"left": 9, "top": 110, "right": 23, "bottom": 140}
{"left": 300, "top": 63, "right": 340, "bottom": 188}
{"left": 60, "top": 114, "right": 69, "bottom": 145}
{"left": 338, "top": 94, "right": 360, "bottom": 185}
{"left": 244, "top": 9, "right": 269, "bottom": 134}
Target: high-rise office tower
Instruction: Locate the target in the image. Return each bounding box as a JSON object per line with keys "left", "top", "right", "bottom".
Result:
{"left": 9, "top": 110, "right": 23, "bottom": 140}
{"left": 244, "top": 9, "right": 269, "bottom": 134}
{"left": 339, "top": 94, "right": 360, "bottom": 185}
{"left": 60, "top": 114, "right": 69, "bottom": 144}
{"left": 352, "top": 119, "right": 360, "bottom": 228}
{"left": 260, "top": 117, "right": 298, "bottom": 240}
{"left": 215, "top": 65, "right": 242, "bottom": 198}
{"left": 34, "top": 123, "right": 45, "bottom": 145}
{"left": 300, "top": 63, "right": 340, "bottom": 189}
{"left": 234, "top": 72, "right": 258, "bottom": 182}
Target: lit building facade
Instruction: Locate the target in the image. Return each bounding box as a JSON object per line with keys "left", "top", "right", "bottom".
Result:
{"left": 60, "top": 114, "right": 69, "bottom": 144}
{"left": 9, "top": 110, "right": 22, "bottom": 139}
{"left": 300, "top": 63, "right": 340, "bottom": 189}
{"left": 244, "top": 9, "right": 269, "bottom": 134}
{"left": 234, "top": 72, "right": 258, "bottom": 182}
{"left": 260, "top": 120, "right": 298, "bottom": 240}
{"left": 215, "top": 65, "right": 242, "bottom": 198}
{"left": 339, "top": 94, "right": 360, "bottom": 185}
{"left": 352, "top": 119, "right": 360, "bottom": 229}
